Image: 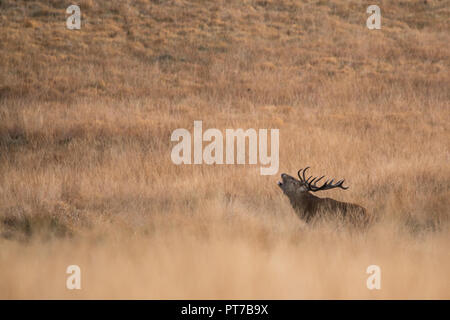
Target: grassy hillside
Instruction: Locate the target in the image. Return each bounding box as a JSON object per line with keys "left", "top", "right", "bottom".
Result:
{"left": 0, "top": 0, "right": 449, "bottom": 298}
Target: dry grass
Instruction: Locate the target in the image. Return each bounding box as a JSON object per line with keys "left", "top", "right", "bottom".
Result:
{"left": 0, "top": 0, "right": 449, "bottom": 299}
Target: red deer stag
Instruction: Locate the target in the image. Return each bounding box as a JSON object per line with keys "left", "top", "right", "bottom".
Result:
{"left": 278, "top": 167, "right": 369, "bottom": 226}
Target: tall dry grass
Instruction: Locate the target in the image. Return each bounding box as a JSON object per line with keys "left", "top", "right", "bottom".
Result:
{"left": 0, "top": 0, "right": 449, "bottom": 299}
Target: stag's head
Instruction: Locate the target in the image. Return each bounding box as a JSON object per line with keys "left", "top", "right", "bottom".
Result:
{"left": 277, "top": 167, "right": 349, "bottom": 197}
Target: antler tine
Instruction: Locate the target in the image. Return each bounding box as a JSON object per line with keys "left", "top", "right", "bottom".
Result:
{"left": 337, "top": 179, "right": 349, "bottom": 190}
{"left": 297, "top": 168, "right": 303, "bottom": 181}
{"left": 297, "top": 167, "right": 349, "bottom": 191}
{"left": 308, "top": 175, "right": 324, "bottom": 185}
{"left": 314, "top": 175, "right": 325, "bottom": 184}
{"left": 302, "top": 167, "right": 310, "bottom": 182}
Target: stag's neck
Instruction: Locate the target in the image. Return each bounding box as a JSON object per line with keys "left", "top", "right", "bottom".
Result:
{"left": 288, "top": 191, "right": 320, "bottom": 219}
{"left": 288, "top": 191, "right": 318, "bottom": 204}
{"left": 298, "top": 191, "right": 320, "bottom": 201}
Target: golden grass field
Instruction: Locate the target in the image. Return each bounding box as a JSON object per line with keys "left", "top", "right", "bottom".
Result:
{"left": 0, "top": 0, "right": 449, "bottom": 299}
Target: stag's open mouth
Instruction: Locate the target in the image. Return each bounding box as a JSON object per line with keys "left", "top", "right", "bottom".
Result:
{"left": 277, "top": 173, "right": 292, "bottom": 188}
{"left": 277, "top": 174, "right": 285, "bottom": 188}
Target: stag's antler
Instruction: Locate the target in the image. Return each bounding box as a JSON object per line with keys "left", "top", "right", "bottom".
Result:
{"left": 298, "top": 167, "right": 349, "bottom": 192}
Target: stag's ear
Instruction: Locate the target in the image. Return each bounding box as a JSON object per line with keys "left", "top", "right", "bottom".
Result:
{"left": 297, "top": 182, "right": 308, "bottom": 192}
